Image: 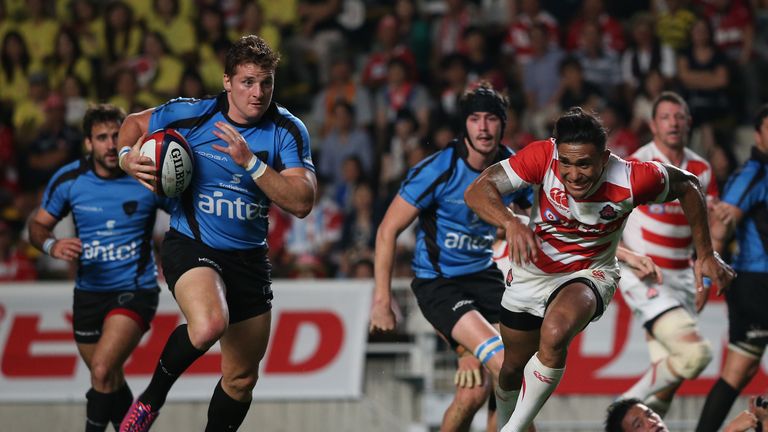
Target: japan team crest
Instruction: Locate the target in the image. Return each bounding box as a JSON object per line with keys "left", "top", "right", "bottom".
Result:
{"left": 599, "top": 204, "right": 618, "bottom": 220}
{"left": 506, "top": 269, "right": 513, "bottom": 286}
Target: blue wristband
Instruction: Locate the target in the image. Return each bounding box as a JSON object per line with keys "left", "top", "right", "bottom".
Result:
{"left": 245, "top": 155, "right": 267, "bottom": 180}
{"left": 42, "top": 238, "right": 56, "bottom": 255}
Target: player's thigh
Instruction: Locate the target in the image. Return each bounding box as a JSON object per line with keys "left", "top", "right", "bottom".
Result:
{"left": 451, "top": 311, "right": 504, "bottom": 375}
{"left": 91, "top": 313, "right": 145, "bottom": 369}
{"left": 721, "top": 347, "right": 762, "bottom": 389}
{"left": 174, "top": 266, "right": 229, "bottom": 326}
{"left": 220, "top": 311, "right": 272, "bottom": 380}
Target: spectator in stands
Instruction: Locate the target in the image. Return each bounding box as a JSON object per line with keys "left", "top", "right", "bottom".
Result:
{"left": 101, "top": 1, "right": 142, "bottom": 80}
{"left": 565, "top": 0, "right": 625, "bottom": 53}
{"left": 19, "top": 93, "right": 82, "bottom": 194}
{"left": 574, "top": 21, "right": 622, "bottom": 101}
{"left": 502, "top": 0, "right": 559, "bottom": 67}
{"left": 654, "top": 0, "right": 697, "bottom": 52}
{"left": 462, "top": 26, "right": 505, "bottom": 91}
{"left": 17, "top": 0, "right": 59, "bottom": 69}
{"left": 195, "top": 5, "right": 230, "bottom": 92}
{"left": 699, "top": 0, "right": 758, "bottom": 120}
{"left": 362, "top": 14, "right": 417, "bottom": 91}
{"left": 332, "top": 156, "right": 366, "bottom": 213}
{"left": 61, "top": 74, "right": 89, "bottom": 128}
{"left": 45, "top": 28, "right": 92, "bottom": 92}
{"left": 554, "top": 56, "right": 604, "bottom": 116}
{"left": 67, "top": 0, "right": 101, "bottom": 60}
{"left": 677, "top": 17, "right": 731, "bottom": 132}
{"left": 630, "top": 68, "right": 666, "bottom": 142}
{"left": 229, "top": 2, "right": 280, "bottom": 55}
{"left": 145, "top": 0, "right": 196, "bottom": 59}
{"left": 317, "top": 100, "right": 374, "bottom": 189}
{"left": 380, "top": 109, "right": 420, "bottom": 199}
{"left": 311, "top": 56, "right": 373, "bottom": 138}
{"left": 136, "top": 31, "right": 184, "bottom": 100}
{"left": 0, "top": 31, "right": 33, "bottom": 107}
{"left": 431, "top": 0, "right": 479, "bottom": 72}
{"left": 501, "top": 105, "right": 535, "bottom": 151}
{"left": 178, "top": 68, "right": 206, "bottom": 99}
{"left": 522, "top": 21, "right": 564, "bottom": 138}
{"left": 393, "top": 0, "right": 431, "bottom": 80}
{"left": 374, "top": 58, "right": 431, "bottom": 149}
{"left": 337, "top": 181, "right": 378, "bottom": 277}
{"left": 12, "top": 72, "right": 49, "bottom": 142}
{"left": 108, "top": 68, "right": 157, "bottom": 115}
{"left": 436, "top": 53, "right": 471, "bottom": 123}
{"left": 605, "top": 397, "right": 764, "bottom": 432}
{"left": 621, "top": 12, "right": 676, "bottom": 102}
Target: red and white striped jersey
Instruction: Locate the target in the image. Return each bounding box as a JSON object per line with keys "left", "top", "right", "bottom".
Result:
{"left": 500, "top": 139, "right": 669, "bottom": 274}
{"left": 622, "top": 142, "right": 718, "bottom": 269}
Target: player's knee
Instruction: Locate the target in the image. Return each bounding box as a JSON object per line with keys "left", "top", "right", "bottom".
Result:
{"left": 499, "top": 361, "right": 524, "bottom": 388}
{"left": 188, "top": 318, "right": 228, "bottom": 349}
{"left": 454, "top": 385, "right": 489, "bottom": 412}
{"left": 669, "top": 339, "right": 712, "bottom": 379}
{"left": 223, "top": 373, "right": 258, "bottom": 398}
{"left": 538, "top": 321, "right": 569, "bottom": 362}
{"left": 90, "top": 361, "right": 118, "bottom": 390}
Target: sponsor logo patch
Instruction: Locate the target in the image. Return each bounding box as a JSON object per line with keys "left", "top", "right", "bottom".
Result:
{"left": 533, "top": 370, "right": 554, "bottom": 384}
{"left": 506, "top": 269, "right": 514, "bottom": 286}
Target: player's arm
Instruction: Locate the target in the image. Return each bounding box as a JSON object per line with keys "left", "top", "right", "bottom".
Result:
{"left": 465, "top": 162, "right": 538, "bottom": 266}
{"left": 662, "top": 163, "right": 736, "bottom": 301}
{"left": 212, "top": 121, "right": 316, "bottom": 218}
{"left": 617, "top": 246, "right": 663, "bottom": 284}
{"left": 117, "top": 109, "right": 157, "bottom": 191}
{"left": 28, "top": 208, "right": 81, "bottom": 261}
{"left": 710, "top": 201, "right": 743, "bottom": 253}
{"left": 370, "top": 195, "right": 419, "bottom": 333}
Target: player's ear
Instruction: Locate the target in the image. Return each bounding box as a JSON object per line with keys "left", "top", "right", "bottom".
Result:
{"left": 601, "top": 149, "right": 611, "bottom": 166}
{"left": 223, "top": 74, "right": 231, "bottom": 92}
{"left": 84, "top": 137, "right": 93, "bottom": 153}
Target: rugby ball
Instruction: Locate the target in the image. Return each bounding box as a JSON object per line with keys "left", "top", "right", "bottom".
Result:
{"left": 139, "top": 129, "right": 194, "bottom": 197}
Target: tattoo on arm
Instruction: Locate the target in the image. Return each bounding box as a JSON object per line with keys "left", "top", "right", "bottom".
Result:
{"left": 487, "top": 163, "right": 515, "bottom": 195}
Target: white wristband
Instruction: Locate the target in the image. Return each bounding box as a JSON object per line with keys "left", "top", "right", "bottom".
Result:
{"left": 42, "top": 238, "right": 56, "bottom": 255}
{"left": 245, "top": 155, "right": 267, "bottom": 181}
{"left": 118, "top": 146, "right": 132, "bottom": 170}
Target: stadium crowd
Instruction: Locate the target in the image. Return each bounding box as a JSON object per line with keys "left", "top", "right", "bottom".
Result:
{"left": 0, "top": 0, "right": 766, "bottom": 281}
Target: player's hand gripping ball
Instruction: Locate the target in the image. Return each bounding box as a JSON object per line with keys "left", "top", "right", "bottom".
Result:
{"left": 139, "top": 129, "right": 194, "bottom": 197}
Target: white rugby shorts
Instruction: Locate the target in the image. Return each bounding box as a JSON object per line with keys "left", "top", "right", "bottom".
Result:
{"left": 501, "top": 262, "right": 621, "bottom": 320}
{"left": 618, "top": 263, "right": 696, "bottom": 324}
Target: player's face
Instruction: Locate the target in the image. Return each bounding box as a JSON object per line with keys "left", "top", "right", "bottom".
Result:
{"left": 465, "top": 112, "right": 502, "bottom": 156}
{"left": 621, "top": 403, "right": 669, "bottom": 432}
{"left": 86, "top": 121, "right": 120, "bottom": 173}
{"left": 557, "top": 142, "right": 610, "bottom": 199}
{"left": 223, "top": 62, "right": 274, "bottom": 124}
{"left": 650, "top": 101, "right": 690, "bottom": 150}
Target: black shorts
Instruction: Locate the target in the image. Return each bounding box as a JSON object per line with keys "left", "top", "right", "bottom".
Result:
{"left": 161, "top": 229, "right": 273, "bottom": 324}
{"left": 726, "top": 271, "right": 768, "bottom": 356}
{"left": 72, "top": 288, "right": 159, "bottom": 344}
{"left": 411, "top": 266, "right": 504, "bottom": 347}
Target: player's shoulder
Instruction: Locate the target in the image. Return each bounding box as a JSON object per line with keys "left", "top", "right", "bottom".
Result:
{"left": 156, "top": 94, "right": 218, "bottom": 116}
{"left": 626, "top": 141, "right": 656, "bottom": 161}
{"left": 48, "top": 158, "right": 91, "bottom": 188}
{"left": 683, "top": 147, "right": 712, "bottom": 171}
{"left": 265, "top": 102, "right": 309, "bottom": 133}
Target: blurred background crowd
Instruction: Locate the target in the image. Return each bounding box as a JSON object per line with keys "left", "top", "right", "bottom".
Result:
{"left": 1, "top": 0, "right": 766, "bottom": 282}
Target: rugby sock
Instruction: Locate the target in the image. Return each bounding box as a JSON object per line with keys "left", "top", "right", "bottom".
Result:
{"left": 620, "top": 358, "right": 680, "bottom": 401}
{"left": 495, "top": 386, "right": 520, "bottom": 429}
{"left": 501, "top": 353, "right": 563, "bottom": 432}
{"left": 205, "top": 379, "right": 251, "bottom": 431}
{"left": 694, "top": 378, "right": 740, "bottom": 432}
{"left": 643, "top": 395, "right": 671, "bottom": 418}
{"left": 139, "top": 324, "right": 206, "bottom": 410}
{"left": 85, "top": 388, "right": 112, "bottom": 432}
{"left": 110, "top": 383, "right": 133, "bottom": 429}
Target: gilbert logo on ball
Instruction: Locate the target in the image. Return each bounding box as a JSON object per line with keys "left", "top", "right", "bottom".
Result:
{"left": 140, "top": 129, "right": 194, "bottom": 197}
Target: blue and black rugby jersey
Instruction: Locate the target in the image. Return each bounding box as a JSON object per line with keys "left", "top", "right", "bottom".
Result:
{"left": 148, "top": 93, "right": 314, "bottom": 250}
{"left": 721, "top": 147, "right": 768, "bottom": 273}
{"left": 42, "top": 158, "right": 174, "bottom": 292}
{"left": 399, "top": 140, "right": 532, "bottom": 279}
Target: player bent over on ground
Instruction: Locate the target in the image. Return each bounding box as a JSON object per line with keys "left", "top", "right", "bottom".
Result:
{"left": 465, "top": 107, "right": 735, "bottom": 432}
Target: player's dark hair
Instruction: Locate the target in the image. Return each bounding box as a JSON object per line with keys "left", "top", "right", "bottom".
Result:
{"left": 753, "top": 104, "right": 768, "bottom": 131}
{"left": 83, "top": 104, "right": 126, "bottom": 138}
{"left": 651, "top": 91, "right": 690, "bottom": 119}
{"left": 604, "top": 398, "right": 643, "bottom": 432}
{"left": 552, "top": 107, "right": 607, "bottom": 152}
{"left": 225, "top": 35, "right": 280, "bottom": 76}
{"left": 460, "top": 81, "right": 508, "bottom": 135}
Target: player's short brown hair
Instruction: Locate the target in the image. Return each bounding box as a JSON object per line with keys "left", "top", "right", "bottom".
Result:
{"left": 225, "top": 35, "right": 281, "bottom": 77}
